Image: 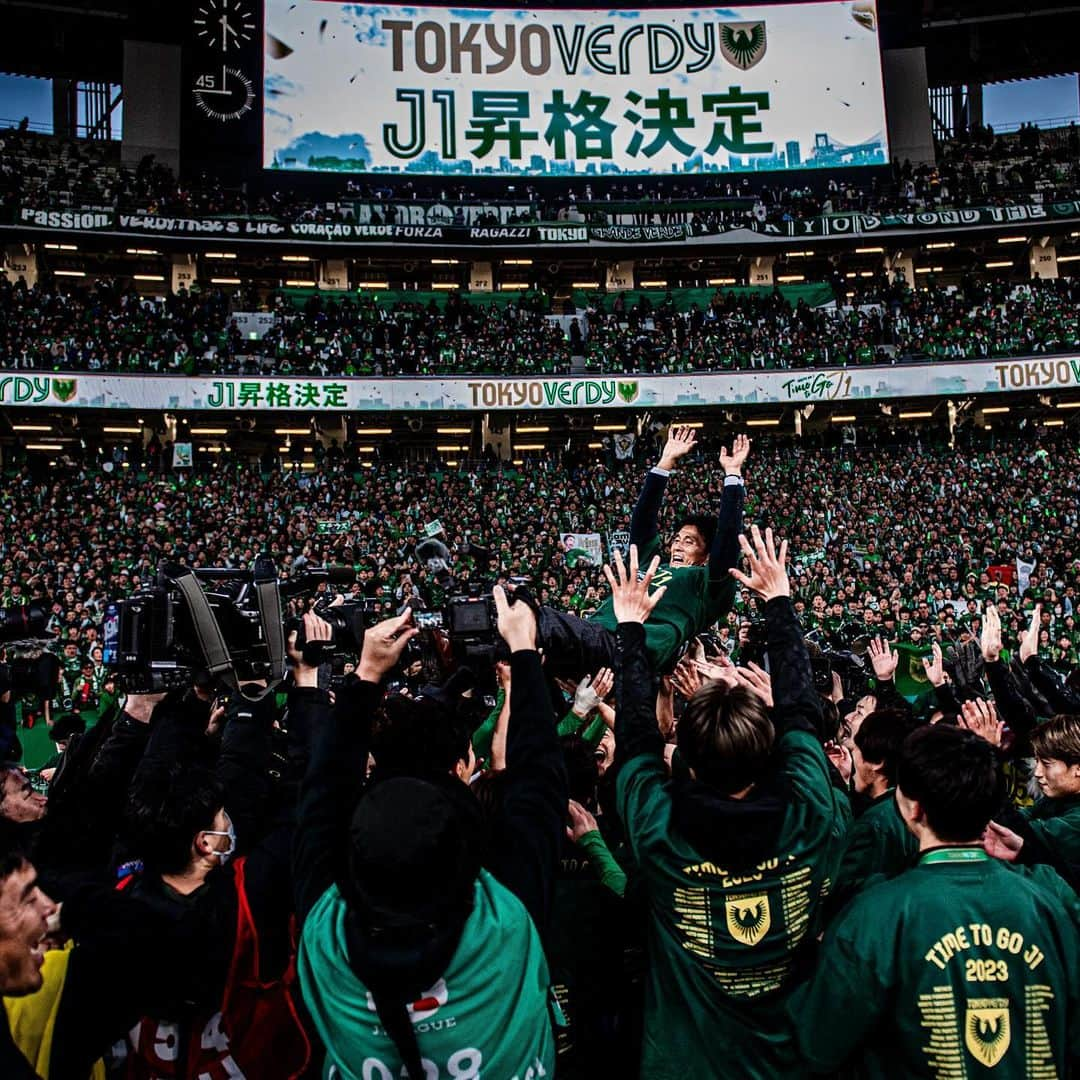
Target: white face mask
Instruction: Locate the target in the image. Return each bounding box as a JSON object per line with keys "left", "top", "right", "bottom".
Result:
{"left": 203, "top": 815, "right": 236, "bottom": 865}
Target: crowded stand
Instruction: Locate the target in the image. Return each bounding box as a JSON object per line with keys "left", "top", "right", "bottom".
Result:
{"left": 4, "top": 274, "right": 1080, "bottom": 376}
{"left": 5, "top": 121, "right": 1080, "bottom": 228}
{"left": 3, "top": 423, "right": 1080, "bottom": 1078}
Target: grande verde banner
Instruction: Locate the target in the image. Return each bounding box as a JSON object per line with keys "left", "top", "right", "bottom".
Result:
{"left": 263, "top": 1, "right": 889, "bottom": 177}
{"left": 6, "top": 356, "right": 1080, "bottom": 412}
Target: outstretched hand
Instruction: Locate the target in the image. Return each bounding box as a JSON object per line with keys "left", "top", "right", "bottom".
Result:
{"left": 1019, "top": 604, "right": 1042, "bottom": 664}
{"left": 493, "top": 585, "right": 538, "bottom": 653}
{"left": 980, "top": 604, "right": 1003, "bottom": 663}
{"left": 657, "top": 425, "right": 698, "bottom": 471}
{"left": 603, "top": 545, "right": 665, "bottom": 625}
{"left": 358, "top": 611, "right": 419, "bottom": 683}
{"left": 729, "top": 524, "right": 790, "bottom": 601}
{"left": 867, "top": 636, "right": 899, "bottom": 682}
{"left": 960, "top": 697, "right": 1004, "bottom": 747}
{"left": 719, "top": 433, "right": 751, "bottom": 476}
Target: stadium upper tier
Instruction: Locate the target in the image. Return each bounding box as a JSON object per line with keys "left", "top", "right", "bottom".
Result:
{"left": 3, "top": 122, "right": 1080, "bottom": 233}
{"left": 1, "top": 275, "right": 1078, "bottom": 377}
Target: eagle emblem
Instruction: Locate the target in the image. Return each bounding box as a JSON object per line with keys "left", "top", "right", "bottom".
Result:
{"left": 964, "top": 999, "right": 1011, "bottom": 1068}
{"left": 719, "top": 22, "right": 767, "bottom": 71}
{"left": 725, "top": 893, "right": 771, "bottom": 947}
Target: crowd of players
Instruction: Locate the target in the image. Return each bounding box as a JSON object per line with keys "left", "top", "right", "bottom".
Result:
{"left": 4, "top": 273, "right": 1080, "bottom": 377}
{"left": 2, "top": 424, "right": 1080, "bottom": 1077}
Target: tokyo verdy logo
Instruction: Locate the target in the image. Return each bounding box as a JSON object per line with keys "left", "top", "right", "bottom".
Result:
{"left": 719, "top": 22, "right": 767, "bottom": 70}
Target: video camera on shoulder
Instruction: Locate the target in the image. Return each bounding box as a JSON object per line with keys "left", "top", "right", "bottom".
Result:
{"left": 409, "top": 537, "right": 501, "bottom": 680}
{"left": 0, "top": 605, "right": 62, "bottom": 702}
{"left": 103, "top": 560, "right": 357, "bottom": 694}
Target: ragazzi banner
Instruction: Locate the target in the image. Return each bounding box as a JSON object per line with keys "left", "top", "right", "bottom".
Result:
{"left": 13, "top": 200, "right": 1080, "bottom": 248}
{"left": 262, "top": 1, "right": 889, "bottom": 177}
{"left": 5, "top": 356, "right": 1080, "bottom": 412}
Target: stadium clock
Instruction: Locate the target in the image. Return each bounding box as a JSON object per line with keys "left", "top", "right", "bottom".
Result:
{"left": 194, "top": 0, "right": 256, "bottom": 52}
{"left": 192, "top": 66, "right": 255, "bottom": 122}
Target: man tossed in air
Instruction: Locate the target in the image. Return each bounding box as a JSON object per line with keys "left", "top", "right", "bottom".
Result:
{"left": 535, "top": 426, "right": 748, "bottom": 678}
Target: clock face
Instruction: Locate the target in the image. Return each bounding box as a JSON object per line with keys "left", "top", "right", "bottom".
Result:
{"left": 194, "top": 0, "right": 256, "bottom": 52}
{"left": 193, "top": 67, "right": 255, "bottom": 122}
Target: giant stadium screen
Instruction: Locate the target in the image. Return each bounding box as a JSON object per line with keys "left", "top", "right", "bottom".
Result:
{"left": 263, "top": 0, "right": 889, "bottom": 177}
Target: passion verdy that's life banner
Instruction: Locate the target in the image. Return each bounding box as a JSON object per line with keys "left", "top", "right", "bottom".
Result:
{"left": 263, "top": 1, "right": 889, "bottom": 177}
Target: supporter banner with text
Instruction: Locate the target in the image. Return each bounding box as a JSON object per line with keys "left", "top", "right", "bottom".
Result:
{"left": 13, "top": 200, "right": 1080, "bottom": 247}
{"left": 262, "top": 1, "right": 888, "bottom": 177}
{"left": 5, "top": 356, "right": 1080, "bottom": 411}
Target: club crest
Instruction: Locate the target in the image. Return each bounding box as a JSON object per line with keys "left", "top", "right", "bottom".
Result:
{"left": 725, "top": 893, "right": 771, "bottom": 947}
{"left": 965, "top": 998, "right": 1010, "bottom": 1068}
{"left": 719, "top": 22, "right": 767, "bottom": 71}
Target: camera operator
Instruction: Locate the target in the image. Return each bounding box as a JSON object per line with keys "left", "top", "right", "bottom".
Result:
{"left": 295, "top": 593, "right": 566, "bottom": 1080}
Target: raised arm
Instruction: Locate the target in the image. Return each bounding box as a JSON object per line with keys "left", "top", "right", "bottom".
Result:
{"left": 487, "top": 587, "right": 567, "bottom": 936}
{"left": 708, "top": 434, "right": 750, "bottom": 584}
{"left": 629, "top": 425, "right": 697, "bottom": 550}
{"left": 609, "top": 547, "right": 668, "bottom": 767}
{"left": 293, "top": 612, "right": 417, "bottom": 923}
{"left": 731, "top": 525, "right": 822, "bottom": 738}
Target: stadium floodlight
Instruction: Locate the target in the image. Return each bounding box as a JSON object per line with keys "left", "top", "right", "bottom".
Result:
{"left": 516, "top": 426, "right": 550, "bottom": 433}
{"left": 981, "top": 407, "right": 1010, "bottom": 414}
{"left": 103, "top": 426, "right": 142, "bottom": 434}
{"left": 1056, "top": 401, "right": 1080, "bottom": 409}
{"left": 190, "top": 428, "right": 228, "bottom": 435}
{"left": 829, "top": 415, "right": 857, "bottom": 423}
{"left": 996, "top": 236, "right": 1027, "bottom": 244}
{"left": 594, "top": 424, "right": 626, "bottom": 431}
{"left": 745, "top": 418, "right": 782, "bottom": 427}
{"left": 514, "top": 444, "right": 546, "bottom": 451}
{"left": 898, "top": 411, "right": 933, "bottom": 419}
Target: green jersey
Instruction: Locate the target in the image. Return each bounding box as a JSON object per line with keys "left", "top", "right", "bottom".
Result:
{"left": 616, "top": 727, "right": 846, "bottom": 1079}
{"left": 1021, "top": 794, "right": 1080, "bottom": 868}
{"left": 789, "top": 848, "right": 1080, "bottom": 1078}
{"left": 831, "top": 788, "right": 919, "bottom": 913}
{"left": 299, "top": 872, "right": 555, "bottom": 1080}
{"left": 589, "top": 474, "right": 743, "bottom": 669}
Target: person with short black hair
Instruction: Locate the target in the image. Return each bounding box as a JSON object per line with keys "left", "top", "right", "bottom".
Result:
{"left": 534, "top": 427, "right": 748, "bottom": 679}
{"left": 0, "top": 835, "right": 57, "bottom": 1079}
{"left": 829, "top": 708, "right": 921, "bottom": 913}
{"left": 789, "top": 724, "right": 1080, "bottom": 1076}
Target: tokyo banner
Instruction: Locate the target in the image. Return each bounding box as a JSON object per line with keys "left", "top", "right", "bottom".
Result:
{"left": 263, "top": 1, "right": 889, "bottom": 177}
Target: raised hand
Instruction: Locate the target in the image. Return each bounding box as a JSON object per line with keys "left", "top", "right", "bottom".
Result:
{"left": 729, "top": 524, "right": 790, "bottom": 601}
{"left": 1019, "top": 603, "right": 1042, "bottom": 664}
{"left": 358, "top": 611, "right": 419, "bottom": 683}
{"left": 670, "top": 656, "right": 703, "bottom": 700}
{"left": 719, "top": 433, "right": 751, "bottom": 476}
{"left": 867, "top": 636, "right": 899, "bottom": 682}
{"left": 603, "top": 545, "right": 666, "bottom": 625}
{"left": 572, "top": 667, "right": 613, "bottom": 717}
{"left": 983, "top": 820, "right": 1023, "bottom": 862}
{"left": 960, "top": 697, "right": 1004, "bottom": 747}
{"left": 980, "top": 604, "right": 1003, "bottom": 663}
{"left": 657, "top": 425, "right": 698, "bottom": 470}
{"left": 921, "top": 641, "right": 946, "bottom": 688}
{"left": 567, "top": 799, "right": 600, "bottom": 843}
{"left": 492, "top": 584, "right": 538, "bottom": 653}
{"left": 734, "top": 661, "right": 773, "bottom": 709}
